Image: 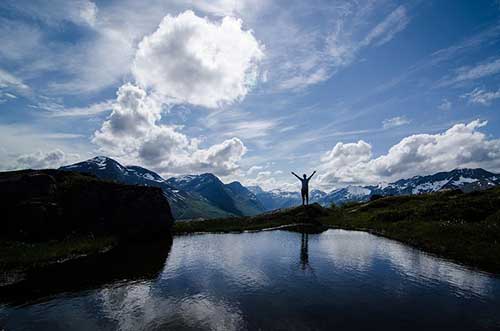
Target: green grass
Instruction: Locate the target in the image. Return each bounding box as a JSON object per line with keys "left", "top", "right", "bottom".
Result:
{"left": 0, "top": 235, "right": 118, "bottom": 271}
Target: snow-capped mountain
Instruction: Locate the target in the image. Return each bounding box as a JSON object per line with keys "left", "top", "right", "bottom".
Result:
{"left": 320, "top": 186, "right": 372, "bottom": 206}
{"left": 377, "top": 168, "right": 500, "bottom": 195}
{"left": 319, "top": 168, "right": 500, "bottom": 206}
{"left": 60, "top": 157, "right": 235, "bottom": 220}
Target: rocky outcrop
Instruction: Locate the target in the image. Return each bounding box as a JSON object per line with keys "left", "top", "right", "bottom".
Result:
{"left": 0, "top": 169, "right": 173, "bottom": 242}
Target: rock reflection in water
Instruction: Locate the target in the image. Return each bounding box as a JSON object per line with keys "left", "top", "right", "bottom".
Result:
{"left": 0, "top": 237, "right": 173, "bottom": 305}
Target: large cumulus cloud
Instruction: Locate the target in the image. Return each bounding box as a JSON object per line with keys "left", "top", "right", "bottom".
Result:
{"left": 93, "top": 11, "right": 263, "bottom": 176}
{"left": 93, "top": 84, "right": 247, "bottom": 176}
{"left": 132, "top": 10, "right": 264, "bottom": 108}
{"left": 318, "top": 120, "right": 500, "bottom": 187}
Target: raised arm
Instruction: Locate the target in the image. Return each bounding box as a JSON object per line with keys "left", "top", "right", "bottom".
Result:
{"left": 291, "top": 171, "right": 301, "bottom": 180}
{"left": 308, "top": 171, "right": 317, "bottom": 180}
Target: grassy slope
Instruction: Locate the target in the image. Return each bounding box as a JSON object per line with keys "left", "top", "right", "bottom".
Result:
{"left": 174, "top": 188, "right": 500, "bottom": 274}
{"left": 172, "top": 197, "right": 236, "bottom": 220}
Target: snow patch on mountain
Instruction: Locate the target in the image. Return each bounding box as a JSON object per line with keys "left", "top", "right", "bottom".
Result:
{"left": 412, "top": 179, "right": 450, "bottom": 194}
{"left": 452, "top": 176, "right": 478, "bottom": 185}
{"left": 346, "top": 186, "right": 371, "bottom": 196}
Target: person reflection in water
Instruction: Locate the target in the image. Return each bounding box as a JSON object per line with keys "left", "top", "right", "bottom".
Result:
{"left": 291, "top": 171, "right": 316, "bottom": 206}
{"left": 299, "top": 232, "right": 315, "bottom": 275}
{"left": 300, "top": 232, "right": 309, "bottom": 271}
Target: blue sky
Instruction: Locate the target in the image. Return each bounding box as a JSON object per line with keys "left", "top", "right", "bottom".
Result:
{"left": 1, "top": 0, "right": 500, "bottom": 191}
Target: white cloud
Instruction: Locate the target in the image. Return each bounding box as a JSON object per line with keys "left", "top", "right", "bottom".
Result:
{"left": 438, "top": 98, "right": 452, "bottom": 111}
{"left": 319, "top": 140, "right": 373, "bottom": 185}
{"left": 462, "top": 87, "right": 500, "bottom": 106}
{"left": 92, "top": 11, "right": 265, "bottom": 176}
{"left": 0, "top": 123, "right": 93, "bottom": 170}
{"left": 247, "top": 165, "right": 263, "bottom": 175}
{"left": 382, "top": 116, "right": 410, "bottom": 129}
{"left": 93, "top": 84, "right": 247, "bottom": 177}
{"left": 132, "top": 10, "right": 264, "bottom": 108}
{"left": 318, "top": 120, "right": 500, "bottom": 187}
{"left": 15, "top": 149, "right": 80, "bottom": 169}
{"left": 243, "top": 170, "right": 296, "bottom": 191}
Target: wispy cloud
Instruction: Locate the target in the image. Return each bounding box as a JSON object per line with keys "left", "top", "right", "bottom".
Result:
{"left": 0, "top": 68, "right": 30, "bottom": 93}
{"left": 382, "top": 116, "right": 410, "bottom": 129}
{"left": 222, "top": 119, "right": 279, "bottom": 139}
{"left": 462, "top": 87, "right": 500, "bottom": 106}
{"left": 364, "top": 24, "right": 500, "bottom": 99}
{"left": 274, "top": 3, "right": 411, "bottom": 91}
{"left": 46, "top": 100, "right": 113, "bottom": 117}
{"left": 439, "top": 57, "right": 500, "bottom": 87}
{"left": 438, "top": 98, "right": 452, "bottom": 111}
{"left": 361, "top": 5, "right": 409, "bottom": 47}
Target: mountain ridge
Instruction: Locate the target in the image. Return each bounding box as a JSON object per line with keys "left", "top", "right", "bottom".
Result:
{"left": 60, "top": 156, "right": 500, "bottom": 218}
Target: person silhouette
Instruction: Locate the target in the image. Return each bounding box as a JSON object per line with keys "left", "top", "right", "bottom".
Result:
{"left": 291, "top": 170, "right": 316, "bottom": 206}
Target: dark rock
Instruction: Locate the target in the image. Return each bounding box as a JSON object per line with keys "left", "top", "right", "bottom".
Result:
{"left": 0, "top": 169, "right": 173, "bottom": 242}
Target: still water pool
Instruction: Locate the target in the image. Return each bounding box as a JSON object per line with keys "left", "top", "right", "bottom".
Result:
{"left": 1, "top": 229, "right": 500, "bottom": 330}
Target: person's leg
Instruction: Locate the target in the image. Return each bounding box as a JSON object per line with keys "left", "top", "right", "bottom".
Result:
{"left": 301, "top": 189, "right": 305, "bottom": 206}
{"left": 306, "top": 190, "right": 309, "bottom": 205}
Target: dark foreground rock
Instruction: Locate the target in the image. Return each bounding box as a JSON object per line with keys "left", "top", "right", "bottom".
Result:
{"left": 0, "top": 169, "right": 174, "bottom": 242}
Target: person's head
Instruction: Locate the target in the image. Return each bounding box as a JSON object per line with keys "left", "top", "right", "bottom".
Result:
{"left": 303, "top": 174, "right": 306, "bottom": 179}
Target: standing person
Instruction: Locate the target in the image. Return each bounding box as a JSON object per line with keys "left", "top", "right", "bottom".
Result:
{"left": 291, "top": 171, "right": 316, "bottom": 206}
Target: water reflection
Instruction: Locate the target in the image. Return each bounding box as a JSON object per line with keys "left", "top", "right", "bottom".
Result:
{"left": 2, "top": 230, "right": 500, "bottom": 330}
{"left": 0, "top": 238, "right": 173, "bottom": 305}
{"left": 316, "top": 230, "right": 494, "bottom": 297}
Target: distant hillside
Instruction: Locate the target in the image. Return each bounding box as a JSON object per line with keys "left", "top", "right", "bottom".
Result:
{"left": 166, "top": 174, "right": 265, "bottom": 216}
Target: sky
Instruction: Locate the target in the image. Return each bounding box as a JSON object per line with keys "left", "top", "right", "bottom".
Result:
{"left": 1, "top": 0, "right": 500, "bottom": 192}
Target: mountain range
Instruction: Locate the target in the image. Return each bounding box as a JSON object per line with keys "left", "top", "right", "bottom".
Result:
{"left": 319, "top": 168, "right": 500, "bottom": 206}
{"left": 60, "top": 157, "right": 262, "bottom": 220}
{"left": 60, "top": 156, "right": 500, "bottom": 220}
